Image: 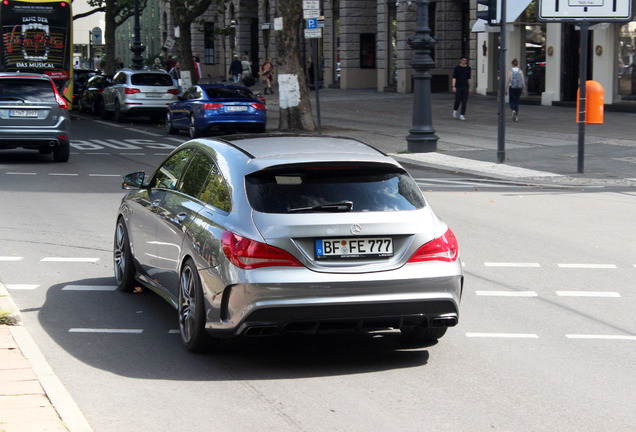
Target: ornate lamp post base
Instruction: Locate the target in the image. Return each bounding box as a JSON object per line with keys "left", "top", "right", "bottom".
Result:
{"left": 406, "top": 0, "right": 438, "bottom": 153}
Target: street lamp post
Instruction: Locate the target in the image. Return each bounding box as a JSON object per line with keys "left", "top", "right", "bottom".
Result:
{"left": 406, "top": 0, "right": 438, "bottom": 153}
{"left": 130, "top": 0, "right": 145, "bottom": 70}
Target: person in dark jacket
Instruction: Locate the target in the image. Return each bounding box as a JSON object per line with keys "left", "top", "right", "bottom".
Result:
{"left": 229, "top": 55, "right": 242, "bottom": 83}
{"left": 452, "top": 56, "right": 472, "bottom": 121}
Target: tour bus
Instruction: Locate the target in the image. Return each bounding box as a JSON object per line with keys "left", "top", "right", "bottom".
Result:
{"left": 0, "top": 0, "right": 74, "bottom": 106}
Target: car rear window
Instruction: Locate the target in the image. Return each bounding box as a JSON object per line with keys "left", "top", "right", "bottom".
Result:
{"left": 131, "top": 73, "right": 173, "bottom": 86}
{"left": 0, "top": 79, "right": 56, "bottom": 102}
{"left": 205, "top": 87, "right": 255, "bottom": 99}
{"left": 245, "top": 164, "right": 425, "bottom": 213}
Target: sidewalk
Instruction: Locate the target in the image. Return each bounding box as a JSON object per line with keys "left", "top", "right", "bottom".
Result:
{"left": 1, "top": 283, "right": 92, "bottom": 432}
{"left": 257, "top": 83, "right": 636, "bottom": 187}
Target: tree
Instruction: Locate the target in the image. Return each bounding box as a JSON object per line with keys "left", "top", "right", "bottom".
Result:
{"left": 274, "top": 0, "right": 315, "bottom": 131}
{"left": 168, "top": 0, "right": 214, "bottom": 84}
{"left": 75, "top": 0, "right": 146, "bottom": 75}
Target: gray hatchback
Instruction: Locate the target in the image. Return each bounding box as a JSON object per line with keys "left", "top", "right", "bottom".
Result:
{"left": 0, "top": 72, "right": 71, "bottom": 162}
{"left": 114, "top": 135, "right": 463, "bottom": 352}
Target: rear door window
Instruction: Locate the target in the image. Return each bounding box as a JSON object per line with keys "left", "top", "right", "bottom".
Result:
{"left": 245, "top": 164, "right": 425, "bottom": 213}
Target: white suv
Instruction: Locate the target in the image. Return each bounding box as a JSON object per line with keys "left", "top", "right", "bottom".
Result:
{"left": 101, "top": 69, "right": 178, "bottom": 123}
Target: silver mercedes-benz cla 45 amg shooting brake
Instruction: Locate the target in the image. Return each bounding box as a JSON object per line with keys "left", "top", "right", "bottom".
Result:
{"left": 114, "top": 135, "right": 463, "bottom": 352}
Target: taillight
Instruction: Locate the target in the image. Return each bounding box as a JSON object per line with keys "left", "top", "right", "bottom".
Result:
{"left": 259, "top": 96, "right": 266, "bottom": 103}
{"left": 204, "top": 103, "right": 223, "bottom": 110}
{"left": 167, "top": 89, "right": 179, "bottom": 95}
{"left": 221, "top": 231, "right": 303, "bottom": 269}
{"left": 407, "top": 229, "right": 459, "bottom": 263}
{"left": 125, "top": 88, "right": 140, "bottom": 94}
{"left": 51, "top": 83, "right": 67, "bottom": 109}
{"left": 251, "top": 103, "right": 266, "bottom": 110}
{"left": 96, "top": 88, "right": 104, "bottom": 93}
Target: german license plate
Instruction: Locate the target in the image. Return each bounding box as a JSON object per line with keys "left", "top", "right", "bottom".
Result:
{"left": 10, "top": 109, "right": 38, "bottom": 118}
{"left": 315, "top": 238, "right": 393, "bottom": 259}
{"left": 146, "top": 92, "right": 162, "bottom": 97}
{"left": 226, "top": 106, "right": 248, "bottom": 112}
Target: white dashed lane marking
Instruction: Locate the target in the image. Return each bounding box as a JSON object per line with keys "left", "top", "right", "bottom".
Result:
{"left": 558, "top": 263, "right": 617, "bottom": 269}
{"left": 0, "top": 257, "right": 23, "bottom": 261}
{"left": 556, "top": 291, "right": 621, "bottom": 297}
{"left": 475, "top": 291, "right": 538, "bottom": 297}
{"left": 566, "top": 335, "right": 636, "bottom": 341}
{"left": 69, "top": 328, "right": 143, "bottom": 334}
{"left": 62, "top": 285, "right": 117, "bottom": 291}
{"left": 40, "top": 257, "right": 100, "bottom": 263}
{"left": 466, "top": 333, "right": 539, "bottom": 339}
{"left": 484, "top": 262, "right": 541, "bottom": 268}
{"left": 4, "top": 284, "right": 39, "bottom": 290}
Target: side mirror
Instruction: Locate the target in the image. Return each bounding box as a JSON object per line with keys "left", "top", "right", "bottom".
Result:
{"left": 122, "top": 172, "right": 145, "bottom": 190}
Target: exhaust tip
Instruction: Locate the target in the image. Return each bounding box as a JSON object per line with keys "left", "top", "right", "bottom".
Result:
{"left": 431, "top": 316, "right": 458, "bottom": 327}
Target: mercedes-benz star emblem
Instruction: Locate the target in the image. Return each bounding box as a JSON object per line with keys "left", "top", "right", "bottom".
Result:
{"left": 350, "top": 224, "right": 362, "bottom": 235}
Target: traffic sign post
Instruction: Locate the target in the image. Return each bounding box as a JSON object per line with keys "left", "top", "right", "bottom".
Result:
{"left": 302, "top": 0, "right": 322, "bottom": 134}
{"left": 538, "top": 0, "right": 633, "bottom": 22}
{"left": 536, "top": 0, "right": 634, "bottom": 173}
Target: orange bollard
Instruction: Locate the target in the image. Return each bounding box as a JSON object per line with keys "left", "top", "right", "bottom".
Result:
{"left": 576, "top": 80, "right": 604, "bottom": 124}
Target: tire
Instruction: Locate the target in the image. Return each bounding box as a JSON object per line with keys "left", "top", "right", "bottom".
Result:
{"left": 52, "top": 142, "right": 70, "bottom": 162}
{"left": 114, "top": 100, "right": 126, "bottom": 123}
{"left": 189, "top": 115, "right": 201, "bottom": 138}
{"left": 113, "top": 219, "right": 137, "bottom": 292}
{"left": 178, "top": 259, "right": 210, "bottom": 352}
{"left": 166, "top": 112, "right": 178, "bottom": 135}
{"left": 400, "top": 325, "right": 447, "bottom": 343}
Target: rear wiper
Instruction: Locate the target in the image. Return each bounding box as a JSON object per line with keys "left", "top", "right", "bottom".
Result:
{"left": 289, "top": 201, "right": 353, "bottom": 213}
{"left": 0, "top": 97, "right": 26, "bottom": 102}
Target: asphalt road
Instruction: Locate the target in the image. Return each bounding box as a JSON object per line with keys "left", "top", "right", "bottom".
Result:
{"left": 0, "top": 113, "right": 634, "bottom": 431}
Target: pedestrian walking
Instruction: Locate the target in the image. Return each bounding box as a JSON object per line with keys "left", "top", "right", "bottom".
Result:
{"left": 165, "top": 55, "right": 175, "bottom": 72}
{"left": 505, "top": 58, "right": 526, "bottom": 122}
{"left": 452, "top": 55, "right": 472, "bottom": 121}
{"left": 193, "top": 56, "right": 201, "bottom": 82}
{"left": 169, "top": 61, "right": 182, "bottom": 92}
{"left": 241, "top": 54, "right": 255, "bottom": 87}
{"left": 259, "top": 58, "right": 274, "bottom": 94}
{"left": 307, "top": 55, "right": 315, "bottom": 90}
{"left": 229, "top": 54, "right": 243, "bottom": 83}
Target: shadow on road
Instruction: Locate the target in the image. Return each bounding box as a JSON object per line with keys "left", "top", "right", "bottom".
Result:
{"left": 38, "top": 277, "right": 433, "bottom": 381}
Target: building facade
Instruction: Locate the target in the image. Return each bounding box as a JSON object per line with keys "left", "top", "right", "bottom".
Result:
{"left": 111, "top": 0, "right": 635, "bottom": 109}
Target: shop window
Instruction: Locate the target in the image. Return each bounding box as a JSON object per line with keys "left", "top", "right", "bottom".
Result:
{"left": 204, "top": 22, "right": 215, "bottom": 65}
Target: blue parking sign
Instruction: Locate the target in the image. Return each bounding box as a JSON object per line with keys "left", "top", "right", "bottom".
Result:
{"left": 306, "top": 18, "right": 318, "bottom": 29}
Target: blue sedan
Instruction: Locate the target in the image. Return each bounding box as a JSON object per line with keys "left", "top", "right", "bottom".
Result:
{"left": 166, "top": 84, "right": 266, "bottom": 138}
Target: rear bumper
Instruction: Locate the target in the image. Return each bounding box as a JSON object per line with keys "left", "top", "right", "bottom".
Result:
{"left": 203, "top": 270, "right": 463, "bottom": 337}
{"left": 0, "top": 129, "right": 70, "bottom": 150}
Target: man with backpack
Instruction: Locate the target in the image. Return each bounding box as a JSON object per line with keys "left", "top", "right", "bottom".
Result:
{"left": 506, "top": 58, "right": 526, "bottom": 122}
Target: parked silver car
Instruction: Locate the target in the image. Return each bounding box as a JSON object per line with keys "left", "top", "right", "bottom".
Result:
{"left": 0, "top": 72, "right": 71, "bottom": 162}
{"left": 101, "top": 69, "right": 178, "bottom": 123}
{"left": 114, "top": 135, "right": 463, "bottom": 352}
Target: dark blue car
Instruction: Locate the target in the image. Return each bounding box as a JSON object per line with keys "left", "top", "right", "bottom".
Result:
{"left": 166, "top": 84, "right": 266, "bottom": 138}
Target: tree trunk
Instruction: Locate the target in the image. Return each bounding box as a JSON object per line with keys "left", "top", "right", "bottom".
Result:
{"left": 275, "top": 0, "right": 316, "bottom": 131}
{"left": 103, "top": 2, "right": 117, "bottom": 75}
{"left": 177, "top": 24, "right": 195, "bottom": 85}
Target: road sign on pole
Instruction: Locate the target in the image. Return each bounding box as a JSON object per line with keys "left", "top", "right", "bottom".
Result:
{"left": 537, "top": 0, "right": 633, "bottom": 22}
{"left": 304, "top": 28, "right": 322, "bottom": 39}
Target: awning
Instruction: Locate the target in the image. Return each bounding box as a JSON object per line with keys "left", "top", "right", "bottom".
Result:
{"left": 472, "top": 0, "right": 533, "bottom": 33}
